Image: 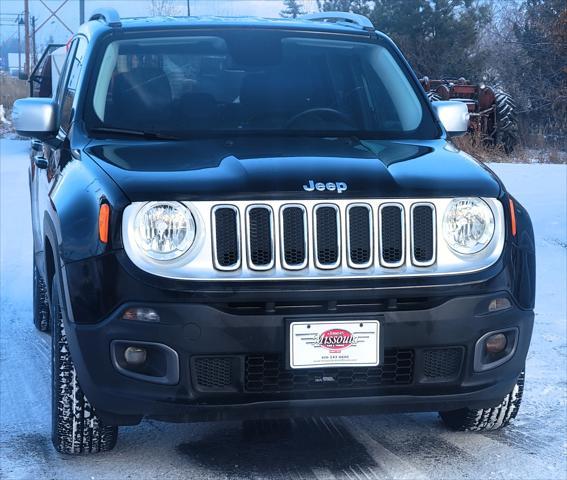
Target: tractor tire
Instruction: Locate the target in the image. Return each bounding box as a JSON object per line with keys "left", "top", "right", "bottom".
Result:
{"left": 33, "top": 261, "right": 50, "bottom": 333}
{"left": 494, "top": 90, "right": 519, "bottom": 154}
{"left": 51, "top": 275, "right": 118, "bottom": 454}
{"left": 439, "top": 371, "right": 525, "bottom": 431}
{"left": 427, "top": 91, "right": 441, "bottom": 102}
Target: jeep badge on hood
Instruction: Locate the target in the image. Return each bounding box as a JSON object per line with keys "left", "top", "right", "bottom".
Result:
{"left": 303, "top": 180, "right": 348, "bottom": 193}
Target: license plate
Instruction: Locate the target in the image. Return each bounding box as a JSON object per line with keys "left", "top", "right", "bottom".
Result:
{"left": 289, "top": 320, "right": 380, "bottom": 369}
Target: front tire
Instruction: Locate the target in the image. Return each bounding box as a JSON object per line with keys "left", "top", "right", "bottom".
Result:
{"left": 439, "top": 371, "right": 525, "bottom": 431}
{"left": 51, "top": 276, "right": 118, "bottom": 454}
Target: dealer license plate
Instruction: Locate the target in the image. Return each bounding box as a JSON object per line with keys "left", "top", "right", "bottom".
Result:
{"left": 289, "top": 320, "right": 380, "bottom": 369}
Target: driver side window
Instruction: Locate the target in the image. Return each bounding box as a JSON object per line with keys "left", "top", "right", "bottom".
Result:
{"left": 57, "top": 37, "right": 87, "bottom": 134}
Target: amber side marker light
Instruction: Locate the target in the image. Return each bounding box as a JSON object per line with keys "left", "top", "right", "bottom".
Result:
{"left": 509, "top": 198, "right": 517, "bottom": 237}
{"left": 99, "top": 203, "right": 110, "bottom": 243}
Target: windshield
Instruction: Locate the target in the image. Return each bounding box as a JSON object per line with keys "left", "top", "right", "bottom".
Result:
{"left": 86, "top": 30, "right": 438, "bottom": 139}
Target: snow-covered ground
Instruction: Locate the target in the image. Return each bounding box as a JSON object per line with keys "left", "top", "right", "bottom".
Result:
{"left": 0, "top": 138, "right": 565, "bottom": 479}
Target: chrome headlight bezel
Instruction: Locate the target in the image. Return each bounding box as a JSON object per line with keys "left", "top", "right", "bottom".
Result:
{"left": 442, "top": 197, "right": 495, "bottom": 255}
{"left": 132, "top": 201, "right": 196, "bottom": 261}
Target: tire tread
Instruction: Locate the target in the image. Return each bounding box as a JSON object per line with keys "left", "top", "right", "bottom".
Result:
{"left": 494, "top": 89, "right": 519, "bottom": 153}
{"left": 51, "top": 277, "right": 118, "bottom": 454}
{"left": 440, "top": 372, "right": 525, "bottom": 432}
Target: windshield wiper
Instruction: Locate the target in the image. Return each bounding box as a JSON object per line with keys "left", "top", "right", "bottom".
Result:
{"left": 90, "top": 127, "right": 180, "bottom": 140}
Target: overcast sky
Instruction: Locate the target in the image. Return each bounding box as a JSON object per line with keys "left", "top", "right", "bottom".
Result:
{"left": 1, "top": 0, "right": 321, "bottom": 46}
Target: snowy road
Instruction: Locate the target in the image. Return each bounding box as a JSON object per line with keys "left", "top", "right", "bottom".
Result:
{"left": 1, "top": 138, "right": 566, "bottom": 479}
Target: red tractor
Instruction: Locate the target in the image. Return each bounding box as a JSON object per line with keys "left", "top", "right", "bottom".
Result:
{"left": 420, "top": 77, "right": 518, "bottom": 153}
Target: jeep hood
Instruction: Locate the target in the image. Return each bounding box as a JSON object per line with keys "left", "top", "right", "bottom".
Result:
{"left": 85, "top": 137, "right": 502, "bottom": 201}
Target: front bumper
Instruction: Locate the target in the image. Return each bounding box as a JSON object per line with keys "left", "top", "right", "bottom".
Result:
{"left": 64, "top": 288, "right": 533, "bottom": 426}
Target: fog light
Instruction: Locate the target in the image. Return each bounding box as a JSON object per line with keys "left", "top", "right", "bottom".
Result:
{"left": 124, "top": 346, "right": 147, "bottom": 366}
{"left": 122, "top": 307, "right": 160, "bottom": 322}
{"left": 485, "top": 333, "right": 507, "bottom": 353}
{"left": 488, "top": 297, "right": 511, "bottom": 312}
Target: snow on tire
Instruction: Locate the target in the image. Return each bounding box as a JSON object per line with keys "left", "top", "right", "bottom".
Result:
{"left": 439, "top": 371, "right": 525, "bottom": 431}
{"left": 33, "top": 263, "right": 50, "bottom": 332}
{"left": 51, "top": 276, "right": 118, "bottom": 454}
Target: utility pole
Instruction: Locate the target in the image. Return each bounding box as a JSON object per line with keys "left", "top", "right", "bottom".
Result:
{"left": 32, "top": 16, "right": 37, "bottom": 66}
{"left": 80, "top": 0, "right": 85, "bottom": 24}
{"left": 24, "top": 0, "right": 30, "bottom": 77}
{"left": 17, "top": 15, "right": 22, "bottom": 75}
{"left": 187, "top": 0, "right": 191, "bottom": 16}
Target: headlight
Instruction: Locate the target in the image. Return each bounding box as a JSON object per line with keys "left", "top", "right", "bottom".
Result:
{"left": 443, "top": 198, "right": 495, "bottom": 254}
{"left": 134, "top": 202, "right": 195, "bottom": 260}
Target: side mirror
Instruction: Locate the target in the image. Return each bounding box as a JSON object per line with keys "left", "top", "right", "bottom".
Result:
{"left": 432, "top": 101, "right": 470, "bottom": 137}
{"left": 12, "top": 97, "right": 58, "bottom": 141}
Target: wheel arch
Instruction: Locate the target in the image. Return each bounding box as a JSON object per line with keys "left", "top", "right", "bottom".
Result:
{"left": 44, "top": 235, "right": 56, "bottom": 300}
{"left": 42, "top": 214, "right": 74, "bottom": 322}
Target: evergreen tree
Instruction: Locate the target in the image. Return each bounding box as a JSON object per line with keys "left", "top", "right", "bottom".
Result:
{"left": 316, "top": 0, "right": 489, "bottom": 79}
{"left": 281, "top": 0, "right": 306, "bottom": 19}
{"left": 369, "top": 0, "right": 490, "bottom": 79}
{"left": 316, "top": 0, "right": 372, "bottom": 16}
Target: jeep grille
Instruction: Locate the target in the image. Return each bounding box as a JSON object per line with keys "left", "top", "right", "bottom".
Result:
{"left": 214, "top": 200, "right": 432, "bottom": 272}
{"left": 122, "top": 198, "right": 505, "bottom": 281}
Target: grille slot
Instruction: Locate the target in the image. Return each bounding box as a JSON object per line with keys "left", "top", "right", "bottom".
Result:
{"left": 212, "top": 206, "right": 240, "bottom": 270}
{"left": 412, "top": 204, "right": 436, "bottom": 266}
{"left": 247, "top": 206, "right": 274, "bottom": 270}
{"left": 245, "top": 349, "right": 414, "bottom": 393}
{"left": 193, "top": 357, "right": 234, "bottom": 391}
{"left": 314, "top": 205, "right": 340, "bottom": 269}
{"left": 347, "top": 204, "right": 372, "bottom": 267}
{"left": 422, "top": 347, "right": 463, "bottom": 380}
{"left": 281, "top": 205, "right": 307, "bottom": 269}
{"left": 380, "top": 204, "right": 404, "bottom": 267}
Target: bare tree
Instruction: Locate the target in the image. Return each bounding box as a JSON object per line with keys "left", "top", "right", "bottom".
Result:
{"left": 149, "top": 0, "right": 181, "bottom": 17}
{"left": 481, "top": 0, "right": 566, "bottom": 143}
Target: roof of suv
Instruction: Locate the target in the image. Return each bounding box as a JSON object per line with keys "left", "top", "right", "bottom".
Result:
{"left": 78, "top": 12, "right": 377, "bottom": 41}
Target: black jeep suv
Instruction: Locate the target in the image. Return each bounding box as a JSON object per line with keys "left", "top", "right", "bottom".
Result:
{"left": 13, "top": 10, "right": 535, "bottom": 454}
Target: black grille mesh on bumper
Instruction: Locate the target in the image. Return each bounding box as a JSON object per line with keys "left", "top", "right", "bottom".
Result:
{"left": 191, "top": 347, "right": 466, "bottom": 394}
{"left": 245, "top": 349, "right": 414, "bottom": 393}
{"left": 192, "top": 357, "right": 234, "bottom": 391}
{"left": 422, "top": 347, "right": 464, "bottom": 380}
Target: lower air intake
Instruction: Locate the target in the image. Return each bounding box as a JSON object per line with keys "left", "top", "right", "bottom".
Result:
{"left": 193, "top": 356, "right": 234, "bottom": 391}
{"left": 422, "top": 347, "right": 463, "bottom": 380}
{"left": 245, "top": 349, "right": 414, "bottom": 393}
